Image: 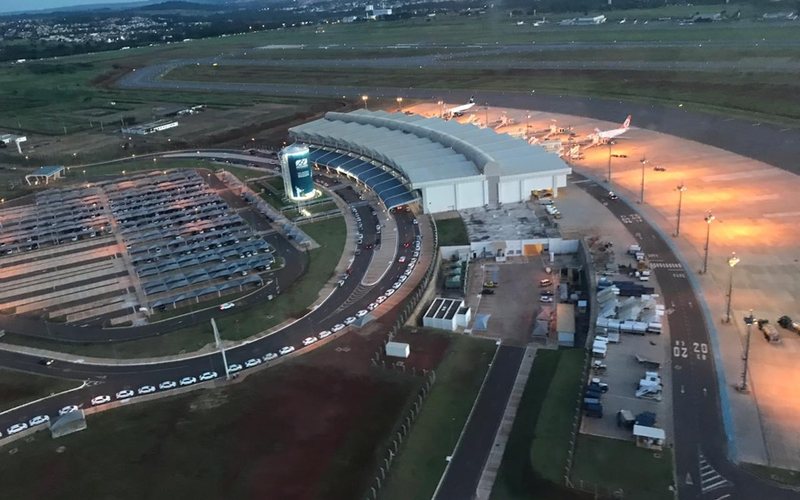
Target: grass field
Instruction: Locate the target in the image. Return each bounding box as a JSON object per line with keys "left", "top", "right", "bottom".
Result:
{"left": 0, "top": 354, "right": 420, "bottom": 500}
{"left": 570, "top": 435, "right": 674, "bottom": 500}
{"left": 167, "top": 63, "right": 800, "bottom": 126}
{"left": 490, "top": 348, "right": 588, "bottom": 500}
{"left": 0, "top": 217, "right": 346, "bottom": 359}
{"left": 530, "top": 349, "right": 585, "bottom": 484}
{"left": 380, "top": 334, "right": 497, "bottom": 500}
{"left": 0, "top": 369, "right": 80, "bottom": 413}
{"left": 435, "top": 217, "right": 469, "bottom": 247}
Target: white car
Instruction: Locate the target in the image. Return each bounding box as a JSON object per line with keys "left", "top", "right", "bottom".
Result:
{"left": 385, "top": 289, "right": 395, "bottom": 297}
{"left": 138, "top": 386, "right": 156, "bottom": 395}
{"left": 245, "top": 358, "right": 261, "bottom": 368}
{"left": 179, "top": 376, "right": 197, "bottom": 386}
{"left": 59, "top": 405, "right": 79, "bottom": 416}
{"left": 116, "top": 389, "right": 135, "bottom": 399}
{"left": 302, "top": 336, "right": 318, "bottom": 346}
{"left": 367, "top": 302, "right": 378, "bottom": 311}
{"left": 356, "top": 309, "right": 368, "bottom": 318}
{"left": 29, "top": 415, "right": 49, "bottom": 426}
{"left": 318, "top": 330, "right": 332, "bottom": 339}
{"left": 227, "top": 363, "right": 243, "bottom": 373}
{"left": 7, "top": 423, "right": 28, "bottom": 435}
{"left": 344, "top": 316, "right": 357, "bottom": 325}
{"left": 412, "top": 219, "right": 418, "bottom": 225}
{"left": 159, "top": 381, "right": 177, "bottom": 390}
{"left": 263, "top": 352, "right": 278, "bottom": 362}
{"left": 413, "top": 251, "right": 420, "bottom": 258}
{"left": 398, "top": 276, "right": 407, "bottom": 283}
{"left": 279, "top": 346, "right": 295, "bottom": 356}
{"left": 398, "top": 256, "right": 406, "bottom": 263}
{"left": 219, "top": 302, "right": 235, "bottom": 311}
{"left": 91, "top": 395, "right": 111, "bottom": 406}
{"left": 392, "top": 282, "right": 402, "bottom": 290}
{"left": 199, "top": 371, "right": 218, "bottom": 381}
{"left": 376, "top": 296, "right": 387, "bottom": 304}
{"left": 539, "top": 295, "right": 554, "bottom": 303}
{"left": 331, "top": 323, "right": 345, "bottom": 333}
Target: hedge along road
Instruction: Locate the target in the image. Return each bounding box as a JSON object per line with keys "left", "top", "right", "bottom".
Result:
{"left": 118, "top": 59, "right": 800, "bottom": 175}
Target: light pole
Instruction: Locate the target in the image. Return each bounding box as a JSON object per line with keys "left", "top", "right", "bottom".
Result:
{"left": 526, "top": 113, "right": 531, "bottom": 137}
{"left": 724, "top": 252, "right": 740, "bottom": 323}
{"left": 701, "top": 211, "right": 715, "bottom": 274}
{"left": 738, "top": 310, "right": 755, "bottom": 392}
{"left": 396, "top": 96, "right": 403, "bottom": 112}
{"left": 361, "top": 95, "right": 369, "bottom": 109}
{"left": 484, "top": 102, "right": 489, "bottom": 127}
{"left": 675, "top": 183, "right": 686, "bottom": 237}
{"left": 639, "top": 157, "right": 648, "bottom": 204}
{"left": 437, "top": 100, "right": 444, "bottom": 118}
{"left": 606, "top": 143, "right": 613, "bottom": 184}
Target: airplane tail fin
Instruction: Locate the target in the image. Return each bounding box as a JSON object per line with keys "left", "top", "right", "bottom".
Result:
{"left": 468, "top": 96, "right": 475, "bottom": 104}
{"left": 622, "top": 115, "right": 632, "bottom": 129}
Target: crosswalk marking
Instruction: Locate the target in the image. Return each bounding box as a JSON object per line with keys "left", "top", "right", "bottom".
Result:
{"left": 698, "top": 451, "right": 732, "bottom": 494}
{"left": 650, "top": 262, "right": 683, "bottom": 269}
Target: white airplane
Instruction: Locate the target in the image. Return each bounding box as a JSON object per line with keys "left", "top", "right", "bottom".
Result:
{"left": 585, "top": 115, "right": 632, "bottom": 147}
{"left": 444, "top": 97, "right": 476, "bottom": 118}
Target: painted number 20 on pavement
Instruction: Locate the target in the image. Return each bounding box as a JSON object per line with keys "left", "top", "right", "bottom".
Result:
{"left": 673, "top": 340, "right": 708, "bottom": 361}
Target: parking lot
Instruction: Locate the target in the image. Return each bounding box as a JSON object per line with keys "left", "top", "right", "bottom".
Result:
{"left": 0, "top": 169, "right": 278, "bottom": 325}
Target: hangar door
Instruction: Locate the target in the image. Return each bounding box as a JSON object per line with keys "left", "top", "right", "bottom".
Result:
{"left": 523, "top": 243, "right": 543, "bottom": 256}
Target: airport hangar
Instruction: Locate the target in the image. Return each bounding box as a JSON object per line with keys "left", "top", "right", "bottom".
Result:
{"left": 289, "top": 110, "right": 571, "bottom": 214}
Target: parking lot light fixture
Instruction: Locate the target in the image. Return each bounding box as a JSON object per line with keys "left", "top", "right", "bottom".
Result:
{"left": 724, "top": 252, "right": 740, "bottom": 323}
{"left": 396, "top": 96, "right": 403, "bottom": 111}
{"left": 361, "top": 95, "right": 368, "bottom": 109}
{"left": 738, "top": 310, "right": 755, "bottom": 392}
{"left": 639, "top": 157, "right": 648, "bottom": 204}
{"left": 702, "top": 211, "right": 715, "bottom": 274}
{"left": 675, "top": 183, "right": 687, "bottom": 237}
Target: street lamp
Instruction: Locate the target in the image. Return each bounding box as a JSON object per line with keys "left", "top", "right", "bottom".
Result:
{"left": 526, "top": 113, "right": 531, "bottom": 137}
{"left": 606, "top": 143, "right": 613, "bottom": 184}
{"left": 738, "top": 310, "right": 755, "bottom": 392}
{"left": 639, "top": 157, "right": 648, "bottom": 204}
{"left": 675, "top": 183, "right": 687, "bottom": 237}
{"left": 361, "top": 95, "right": 369, "bottom": 109}
{"left": 701, "top": 211, "right": 715, "bottom": 274}
{"left": 437, "top": 100, "right": 444, "bottom": 118}
{"left": 724, "top": 252, "right": 740, "bottom": 323}
{"left": 396, "top": 96, "right": 403, "bottom": 112}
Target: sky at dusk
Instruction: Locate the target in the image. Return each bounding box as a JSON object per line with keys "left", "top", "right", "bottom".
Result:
{"left": 0, "top": 0, "right": 143, "bottom": 14}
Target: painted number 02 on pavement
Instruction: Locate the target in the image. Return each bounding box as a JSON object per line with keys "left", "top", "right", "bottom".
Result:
{"left": 673, "top": 340, "right": 709, "bottom": 361}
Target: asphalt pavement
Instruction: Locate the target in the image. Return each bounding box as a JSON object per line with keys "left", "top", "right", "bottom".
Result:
{"left": 573, "top": 173, "right": 800, "bottom": 500}
{"left": 0, "top": 182, "right": 422, "bottom": 437}
{"left": 434, "top": 345, "right": 525, "bottom": 500}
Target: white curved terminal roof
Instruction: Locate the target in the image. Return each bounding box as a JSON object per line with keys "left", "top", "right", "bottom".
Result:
{"left": 289, "top": 109, "right": 570, "bottom": 187}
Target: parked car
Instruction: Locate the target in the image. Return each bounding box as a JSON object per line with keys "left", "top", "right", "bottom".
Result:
{"left": 159, "top": 381, "right": 177, "bottom": 390}
{"left": 367, "top": 302, "right": 378, "bottom": 311}
{"left": 539, "top": 278, "right": 552, "bottom": 287}
{"left": 483, "top": 281, "right": 498, "bottom": 288}
{"left": 302, "top": 336, "right": 318, "bottom": 346}
{"left": 318, "top": 330, "right": 332, "bottom": 339}
{"left": 138, "top": 386, "right": 156, "bottom": 395}
{"left": 263, "top": 352, "right": 278, "bottom": 362}
{"left": 376, "top": 295, "right": 387, "bottom": 304}
{"left": 227, "top": 364, "right": 243, "bottom": 373}
{"left": 279, "top": 346, "right": 295, "bottom": 356}
{"left": 331, "top": 323, "right": 345, "bottom": 333}
{"left": 59, "top": 405, "right": 79, "bottom": 416}
{"left": 199, "top": 371, "right": 218, "bottom": 381}
{"left": 28, "top": 415, "right": 49, "bottom": 426}
{"left": 91, "top": 395, "right": 111, "bottom": 406}
{"left": 245, "top": 358, "right": 261, "bottom": 368}
{"left": 356, "top": 309, "right": 368, "bottom": 318}
{"left": 7, "top": 423, "right": 28, "bottom": 435}
{"left": 179, "top": 376, "right": 197, "bottom": 386}
{"left": 116, "top": 389, "right": 135, "bottom": 399}
{"left": 385, "top": 289, "right": 395, "bottom": 297}
{"left": 344, "top": 316, "right": 357, "bottom": 325}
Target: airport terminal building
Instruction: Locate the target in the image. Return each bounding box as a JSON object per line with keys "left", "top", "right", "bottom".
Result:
{"left": 289, "top": 110, "right": 571, "bottom": 214}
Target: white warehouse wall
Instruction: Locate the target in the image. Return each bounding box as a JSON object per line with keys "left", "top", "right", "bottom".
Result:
{"left": 456, "top": 181, "right": 485, "bottom": 209}
{"left": 498, "top": 180, "right": 521, "bottom": 204}
{"left": 423, "top": 184, "right": 457, "bottom": 213}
